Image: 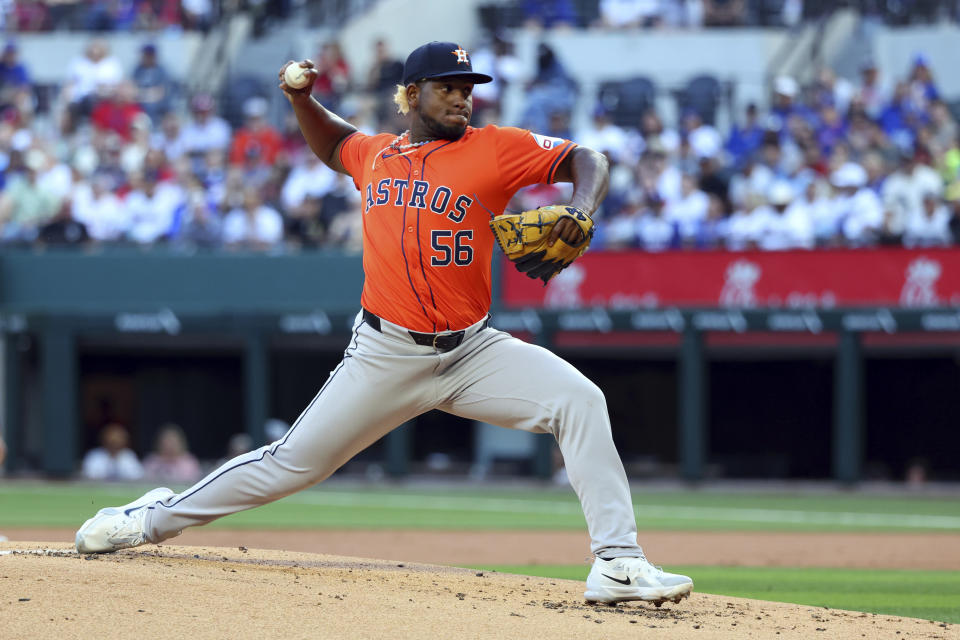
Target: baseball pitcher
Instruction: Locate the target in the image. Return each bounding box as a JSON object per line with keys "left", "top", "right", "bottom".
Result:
{"left": 75, "top": 41, "right": 693, "bottom": 606}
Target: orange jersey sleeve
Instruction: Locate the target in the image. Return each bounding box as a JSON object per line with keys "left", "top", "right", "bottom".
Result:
{"left": 338, "top": 131, "right": 395, "bottom": 190}
{"left": 491, "top": 126, "right": 576, "bottom": 195}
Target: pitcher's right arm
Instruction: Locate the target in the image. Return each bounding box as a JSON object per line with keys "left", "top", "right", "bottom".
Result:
{"left": 279, "top": 60, "right": 356, "bottom": 175}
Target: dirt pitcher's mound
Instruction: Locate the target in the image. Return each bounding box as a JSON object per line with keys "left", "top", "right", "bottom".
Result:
{"left": 1, "top": 543, "right": 955, "bottom": 640}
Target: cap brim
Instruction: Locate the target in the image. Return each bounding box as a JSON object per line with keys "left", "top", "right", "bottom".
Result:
{"left": 408, "top": 71, "right": 493, "bottom": 85}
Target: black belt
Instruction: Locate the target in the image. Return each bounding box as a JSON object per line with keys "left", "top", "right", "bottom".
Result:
{"left": 362, "top": 309, "right": 488, "bottom": 352}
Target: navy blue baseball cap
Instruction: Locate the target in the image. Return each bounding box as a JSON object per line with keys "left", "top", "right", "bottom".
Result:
{"left": 402, "top": 41, "right": 493, "bottom": 86}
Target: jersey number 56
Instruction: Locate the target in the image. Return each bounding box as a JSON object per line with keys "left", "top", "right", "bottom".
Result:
{"left": 431, "top": 230, "right": 474, "bottom": 266}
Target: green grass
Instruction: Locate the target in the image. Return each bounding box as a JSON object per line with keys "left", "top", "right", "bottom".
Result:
{"left": 468, "top": 564, "right": 960, "bottom": 624}
{"left": 2, "top": 482, "right": 960, "bottom": 532}
{"left": 4, "top": 482, "right": 958, "bottom": 623}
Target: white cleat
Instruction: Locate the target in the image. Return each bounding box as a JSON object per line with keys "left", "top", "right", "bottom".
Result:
{"left": 584, "top": 555, "right": 693, "bottom": 605}
{"left": 75, "top": 487, "right": 174, "bottom": 554}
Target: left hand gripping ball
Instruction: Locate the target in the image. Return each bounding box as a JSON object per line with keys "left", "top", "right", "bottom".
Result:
{"left": 284, "top": 64, "right": 311, "bottom": 90}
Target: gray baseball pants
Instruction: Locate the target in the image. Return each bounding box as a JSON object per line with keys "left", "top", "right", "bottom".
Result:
{"left": 143, "top": 311, "right": 643, "bottom": 559}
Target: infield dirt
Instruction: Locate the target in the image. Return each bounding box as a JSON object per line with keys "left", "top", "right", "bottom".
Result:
{"left": 1, "top": 542, "right": 957, "bottom": 640}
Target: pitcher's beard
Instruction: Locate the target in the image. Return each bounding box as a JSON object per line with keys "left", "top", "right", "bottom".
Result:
{"left": 419, "top": 112, "right": 468, "bottom": 141}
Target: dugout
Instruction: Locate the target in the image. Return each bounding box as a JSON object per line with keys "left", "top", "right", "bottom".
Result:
{"left": 3, "top": 249, "right": 960, "bottom": 484}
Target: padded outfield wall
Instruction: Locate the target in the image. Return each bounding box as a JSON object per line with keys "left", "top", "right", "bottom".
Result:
{"left": 2, "top": 248, "right": 960, "bottom": 482}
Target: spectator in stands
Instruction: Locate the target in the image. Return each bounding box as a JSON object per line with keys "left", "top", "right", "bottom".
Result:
{"left": 278, "top": 111, "right": 309, "bottom": 159}
{"left": 319, "top": 173, "right": 363, "bottom": 252}
{"left": 907, "top": 54, "right": 939, "bottom": 113}
{"left": 725, "top": 192, "right": 768, "bottom": 250}
{"left": 879, "top": 82, "right": 922, "bottom": 151}
{"left": 133, "top": 43, "right": 174, "bottom": 122}
{"left": 281, "top": 151, "right": 336, "bottom": 218}
{"left": 692, "top": 193, "right": 729, "bottom": 249}
{"left": 812, "top": 67, "right": 854, "bottom": 116}
{"left": 37, "top": 199, "right": 90, "bottom": 245}
{"left": 82, "top": 0, "right": 122, "bottom": 30}
{"left": 153, "top": 111, "right": 188, "bottom": 162}
{"left": 927, "top": 100, "right": 958, "bottom": 157}
{"left": 601, "top": 194, "right": 642, "bottom": 250}
{"left": 799, "top": 178, "right": 838, "bottom": 245}
{"left": 697, "top": 152, "right": 731, "bottom": 205}
{"left": 34, "top": 144, "right": 73, "bottom": 201}
{"left": 0, "top": 42, "right": 29, "bottom": 113}
{"left": 844, "top": 101, "right": 882, "bottom": 158}
{"left": 91, "top": 81, "right": 146, "bottom": 142}
{"left": 229, "top": 96, "right": 282, "bottom": 167}
{"left": 283, "top": 191, "right": 324, "bottom": 247}
{"left": 81, "top": 423, "right": 144, "bottom": 481}
{"left": 72, "top": 173, "right": 127, "bottom": 242}
{"left": 815, "top": 102, "right": 847, "bottom": 157}
{"left": 666, "top": 173, "right": 709, "bottom": 242}
{"left": 520, "top": 43, "right": 577, "bottom": 134}
{"left": 182, "top": 0, "right": 214, "bottom": 32}
{"left": 169, "top": 173, "right": 222, "bottom": 249}
{"left": 732, "top": 136, "right": 791, "bottom": 206}
{"left": 116, "top": 114, "right": 153, "bottom": 176}
{"left": 769, "top": 75, "right": 800, "bottom": 135}
{"left": 199, "top": 148, "right": 228, "bottom": 203}
{"left": 469, "top": 34, "right": 523, "bottom": 117}
{"left": 830, "top": 162, "right": 884, "bottom": 246}
{"left": 851, "top": 61, "right": 883, "bottom": 113}
{"left": 637, "top": 191, "right": 676, "bottom": 251}
{"left": 702, "top": 0, "right": 746, "bottom": 26}
{"left": 853, "top": 60, "right": 890, "bottom": 120}
{"left": 125, "top": 168, "right": 184, "bottom": 244}
{"left": 599, "top": 0, "right": 664, "bottom": 28}
{"left": 367, "top": 38, "right": 403, "bottom": 92}
{"left": 578, "top": 105, "right": 630, "bottom": 163}
{"left": 143, "top": 423, "right": 202, "bottom": 484}
{"left": 904, "top": 191, "right": 952, "bottom": 248}
{"left": 758, "top": 180, "right": 814, "bottom": 250}
{"left": 312, "top": 40, "right": 350, "bottom": 112}
{"left": 62, "top": 38, "right": 124, "bottom": 130}
{"left": 634, "top": 108, "right": 680, "bottom": 156}
{"left": 683, "top": 109, "right": 723, "bottom": 162}
{"left": 639, "top": 138, "right": 682, "bottom": 203}
{"left": 0, "top": 148, "right": 63, "bottom": 242}
{"left": 366, "top": 38, "right": 404, "bottom": 129}
{"left": 726, "top": 103, "right": 765, "bottom": 170}
{"left": 181, "top": 93, "right": 232, "bottom": 157}
{"left": 522, "top": 0, "right": 577, "bottom": 28}
{"left": 215, "top": 433, "right": 252, "bottom": 470}
{"left": 141, "top": 146, "right": 175, "bottom": 182}
{"left": 883, "top": 145, "right": 944, "bottom": 240}
{"left": 44, "top": 0, "right": 85, "bottom": 30}
{"left": 861, "top": 150, "right": 888, "bottom": 196}
{"left": 223, "top": 185, "right": 283, "bottom": 250}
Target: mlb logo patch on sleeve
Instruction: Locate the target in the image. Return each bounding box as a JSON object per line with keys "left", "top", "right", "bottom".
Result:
{"left": 531, "top": 133, "right": 565, "bottom": 150}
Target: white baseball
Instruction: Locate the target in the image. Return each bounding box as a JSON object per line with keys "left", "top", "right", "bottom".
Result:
{"left": 283, "top": 64, "right": 311, "bottom": 89}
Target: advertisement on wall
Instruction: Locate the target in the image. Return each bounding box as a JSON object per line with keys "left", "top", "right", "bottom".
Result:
{"left": 501, "top": 248, "right": 960, "bottom": 309}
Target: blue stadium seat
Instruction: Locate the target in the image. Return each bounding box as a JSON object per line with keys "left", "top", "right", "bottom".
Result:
{"left": 676, "top": 74, "right": 723, "bottom": 125}
{"left": 597, "top": 76, "right": 657, "bottom": 128}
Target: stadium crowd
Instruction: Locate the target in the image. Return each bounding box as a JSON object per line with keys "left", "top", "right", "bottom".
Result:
{"left": 0, "top": 27, "right": 959, "bottom": 253}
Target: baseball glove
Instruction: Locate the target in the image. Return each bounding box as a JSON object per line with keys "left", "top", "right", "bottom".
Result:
{"left": 489, "top": 205, "right": 595, "bottom": 284}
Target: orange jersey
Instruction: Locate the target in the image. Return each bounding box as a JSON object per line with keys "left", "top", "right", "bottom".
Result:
{"left": 338, "top": 124, "right": 575, "bottom": 332}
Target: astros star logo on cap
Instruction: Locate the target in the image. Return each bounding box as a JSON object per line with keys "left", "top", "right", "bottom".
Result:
{"left": 452, "top": 47, "right": 469, "bottom": 64}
